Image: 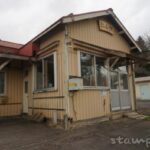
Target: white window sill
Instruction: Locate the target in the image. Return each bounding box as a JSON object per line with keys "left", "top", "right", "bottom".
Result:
{"left": 82, "top": 86, "right": 110, "bottom": 90}
{"left": 33, "top": 88, "right": 57, "bottom": 93}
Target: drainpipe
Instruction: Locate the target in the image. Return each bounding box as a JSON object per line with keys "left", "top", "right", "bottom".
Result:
{"left": 64, "top": 25, "right": 70, "bottom": 129}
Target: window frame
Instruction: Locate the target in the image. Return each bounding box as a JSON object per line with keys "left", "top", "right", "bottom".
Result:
{"left": 0, "top": 71, "right": 6, "bottom": 96}
{"left": 78, "top": 50, "right": 109, "bottom": 89}
{"left": 34, "top": 52, "right": 57, "bottom": 92}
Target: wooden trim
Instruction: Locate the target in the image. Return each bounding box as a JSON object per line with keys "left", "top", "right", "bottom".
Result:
{"left": 0, "top": 103, "right": 21, "bottom": 105}
{"left": 35, "top": 52, "right": 57, "bottom": 90}
{"left": 73, "top": 39, "right": 127, "bottom": 57}
{"left": 77, "top": 50, "right": 81, "bottom": 76}
{"left": 33, "top": 96, "right": 64, "bottom": 100}
{"left": 37, "top": 49, "right": 56, "bottom": 58}
{"left": 36, "top": 41, "right": 59, "bottom": 56}
{"left": 54, "top": 52, "right": 57, "bottom": 90}
{"left": 131, "top": 63, "right": 137, "bottom": 111}
{"left": 28, "top": 107, "right": 65, "bottom": 111}
{"left": 0, "top": 71, "right": 7, "bottom": 96}
{"left": 0, "top": 60, "right": 11, "bottom": 71}
{"left": 0, "top": 53, "right": 30, "bottom": 60}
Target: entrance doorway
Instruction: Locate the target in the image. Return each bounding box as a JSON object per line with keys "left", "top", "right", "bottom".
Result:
{"left": 110, "top": 70, "right": 131, "bottom": 111}
{"left": 23, "top": 69, "right": 29, "bottom": 114}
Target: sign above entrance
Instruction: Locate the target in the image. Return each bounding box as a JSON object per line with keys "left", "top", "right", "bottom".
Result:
{"left": 98, "top": 20, "right": 114, "bottom": 35}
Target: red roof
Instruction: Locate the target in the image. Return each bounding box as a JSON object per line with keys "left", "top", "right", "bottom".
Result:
{"left": 0, "top": 40, "right": 23, "bottom": 49}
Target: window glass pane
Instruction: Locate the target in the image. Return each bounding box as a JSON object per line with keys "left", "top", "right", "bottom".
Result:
{"left": 118, "top": 66, "right": 127, "bottom": 72}
{"left": 96, "top": 57, "right": 108, "bottom": 86}
{"left": 0, "top": 72, "right": 5, "bottom": 94}
{"left": 24, "top": 81, "right": 28, "bottom": 93}
{"left": 80, "top": 53, "right": 95, "bottom": 86}
{"left": 44, "top": 55, "right": 54, "bottom": 88}
{"left": 111, "top": 71, "right": 119, "bottom": 89}
{"left": 36, "top": 61, "right": 43, "bottom": 89}
{"left": 120, "top": 74, "right": 128, "bottom": 89}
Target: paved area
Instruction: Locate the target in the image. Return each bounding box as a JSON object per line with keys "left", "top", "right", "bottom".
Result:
{"left": 0, "top": 118, "right": 150, "bottom": 150}
{"left": 137, "top": 100, "right": 150, "bottom": 115}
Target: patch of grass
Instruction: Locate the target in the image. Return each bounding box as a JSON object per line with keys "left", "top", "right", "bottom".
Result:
{"left": 144, "top": 116, "right": 150, "bottom": 121}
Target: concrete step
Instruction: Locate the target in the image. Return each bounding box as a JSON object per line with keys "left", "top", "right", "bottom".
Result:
{"left": 123, "top": 111, "right": 147, "bottom": 120}
{"left": 136, "top": 115, "right": 147, "bottom": 120}
{"left": 123, "top": 112, "right": 139, "bottom": 117}
{"left": 111, "top": 112, "right": 123, "bottom": 120}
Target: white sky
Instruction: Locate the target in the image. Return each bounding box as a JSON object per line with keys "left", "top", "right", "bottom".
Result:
{"left": 0, "top": 0, "right": 150, "bottom": 44}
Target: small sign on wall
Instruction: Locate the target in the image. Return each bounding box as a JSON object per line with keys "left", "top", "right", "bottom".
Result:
{"left": 68, "top": 78, "right": 83, "bottom": 91}
{"left": 98, "top": 20, "right": 114, "bottom": 35}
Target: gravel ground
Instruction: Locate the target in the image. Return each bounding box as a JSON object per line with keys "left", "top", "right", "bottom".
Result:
{"left": 0, "top": 117, "right": 150, "bottom": 150}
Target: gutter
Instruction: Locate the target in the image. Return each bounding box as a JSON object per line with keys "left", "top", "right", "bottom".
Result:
{"left": 0, "top": 53, "right": 36, "bottom": 61}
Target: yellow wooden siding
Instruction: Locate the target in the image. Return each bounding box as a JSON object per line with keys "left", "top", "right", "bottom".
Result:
{"left": 68, "top": 18, "right": 131, "bottom": 54}
{"left": 69, "top": 90, "right": 110, "bottom": 121}
{"left": 135, "top": 83, "right": 140, "bottom": 100}
{"left": 68, "top": 48, "right": 78, "bottom": 76}
{"left": 28, "top": 30, "right": 66, "bottom": 120}
{"left": 67, "top": 32, "right": 112, "bottom": 120}
{"left": 0, "top": 67, "right": 23, "bottom": 117}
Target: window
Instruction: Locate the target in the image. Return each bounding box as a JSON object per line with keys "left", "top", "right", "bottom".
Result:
{"left": 110, "top": 71, "right": 119, "bottom": 89}
{"left": 36, "top": 61, "right": 43, "bottom": 90}
{"left": 24, "top": 81, "right": 28, "bottom": 94}
{"left": 120, "top": 73, "right": 128, "bottom": 90}
{"left": 0, "top": 72, "right": 5, "bottom": 95}
{"left": 96, "top": 57, "right": 108, "bottom": 86}
{"left": 35, "top": 53, "right": 56, "bottom": 90}
{"left": 80, "top": 52, "right": 108, "bottom": 87}
{"left": 44, "top": 55, "right": 54, "bottom": 88}
{"left": 80, "top": 53, "right": 95, "bottom": 86}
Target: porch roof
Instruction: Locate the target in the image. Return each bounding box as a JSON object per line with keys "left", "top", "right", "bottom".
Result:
{"left": 135, "top": 77, "right": 150, "bottom": 83}
{"left": 0, "top": 53, "right": 30, "bottom": 61}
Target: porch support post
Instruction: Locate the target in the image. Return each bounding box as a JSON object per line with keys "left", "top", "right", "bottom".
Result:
{"left": 63, "top": 24, "right": 70, "bottom": 129}
{"left": 131, "top": 63, "right": 137, "bottom": 111}
{"left": 128, "top": 63, "right": 136, "bottom": 111}
{"left": 110, "top": 58, "right": 119, "bottom": 69}
{"left": 0, "top": 60, "right": 11, "bottom": 70}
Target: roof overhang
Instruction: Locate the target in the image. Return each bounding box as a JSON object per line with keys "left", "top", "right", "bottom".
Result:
{"left": 25, "top": 9, "right": 142, "bottom": 53}
{"left": 135, "top": 77, "right": 150, "bottom": 83}
{"left": 0, "top": 53, "right": 34, "bottom": 61}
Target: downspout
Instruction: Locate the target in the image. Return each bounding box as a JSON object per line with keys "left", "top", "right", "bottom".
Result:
{"left": 64, "top": 24, "right": 70, "bottom": 129}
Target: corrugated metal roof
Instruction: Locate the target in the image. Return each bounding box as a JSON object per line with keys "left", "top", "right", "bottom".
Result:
{"left": 135, "top": 77, "right": 150, "bottom": 82}
{"left": 0, "top": 40, "right": 23, "bottom": 49}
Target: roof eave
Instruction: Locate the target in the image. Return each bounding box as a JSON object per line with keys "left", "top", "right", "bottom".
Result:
{"left": 31, "top": 9, "right": 142, "bottom": 53}
{"left": 108, "top": 11, "right": 142, "bottom": 52}
{"left": 32, "top": 19, "right": 62, "bottom": 43}
{"left": 62, "top": 11, "right": 109, "bottom": 23}
{"left": 0, "top": 53, "right": 35, "bottom": 61}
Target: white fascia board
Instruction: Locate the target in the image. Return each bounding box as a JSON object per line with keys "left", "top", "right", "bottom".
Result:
{"left": 0, "top": 53, "right": 29, "bottom": 60}
{"left": 62, "top": 11, "right": 109, "bottom": 23}
{"left": 108, "top": 11, "right": 142, "bottom": 52}
{"left": 32, "top": 20, "right": 62, "bottom": 42}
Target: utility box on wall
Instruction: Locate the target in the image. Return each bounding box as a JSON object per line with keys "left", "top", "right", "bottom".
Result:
{"left": 68, "top": 77, "right": 83, "bottom": 91}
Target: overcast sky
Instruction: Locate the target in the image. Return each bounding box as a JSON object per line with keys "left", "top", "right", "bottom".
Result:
{"left": 0, "top": 0, "right": 150, "bottom": 44}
